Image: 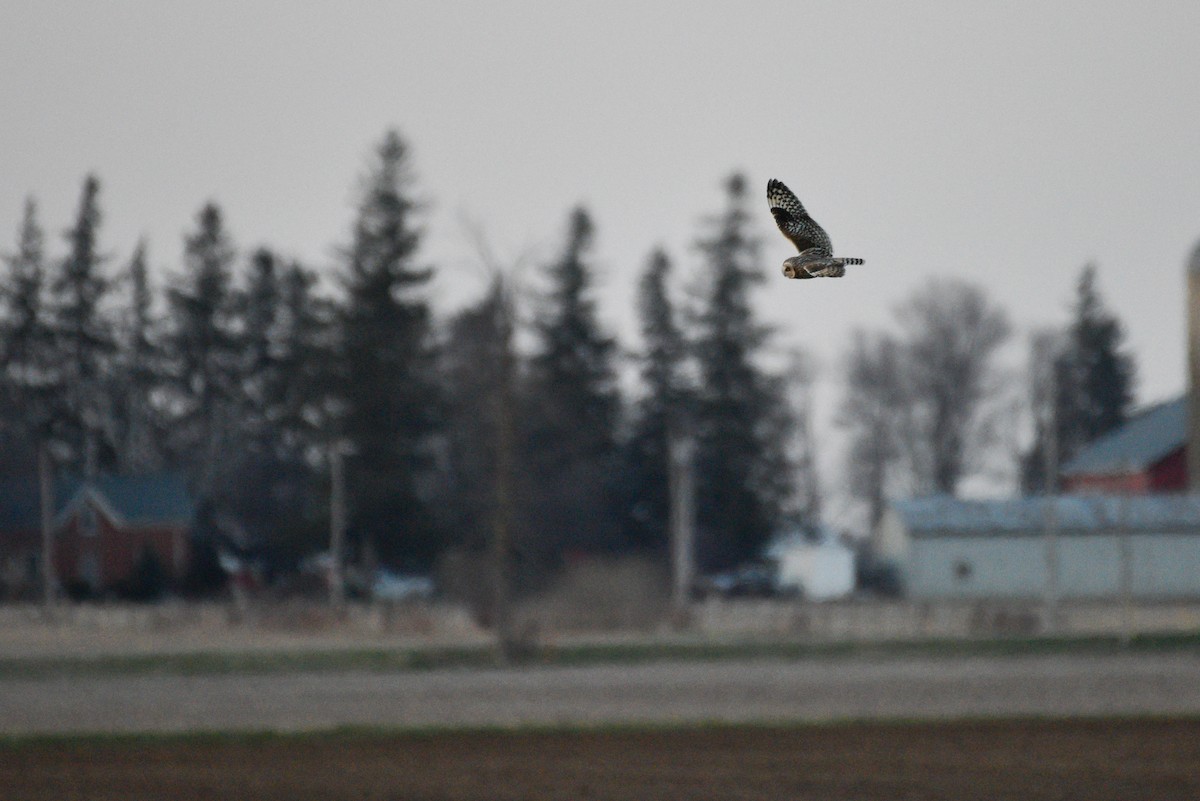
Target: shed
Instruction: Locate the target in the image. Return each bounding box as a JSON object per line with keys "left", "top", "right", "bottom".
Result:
{"left": 874, "top": 494, "right": 1200, "bottom": 599}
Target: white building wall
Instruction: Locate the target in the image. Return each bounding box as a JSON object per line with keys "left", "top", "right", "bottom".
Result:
{"left": 776, "top": 544, "right": 855, "bottom": 600}
{"left": 873, "top": 508, "right": 909, "bottom": 563}
{"left": 904, "top": 532, "right": 1200, "bottom": 599}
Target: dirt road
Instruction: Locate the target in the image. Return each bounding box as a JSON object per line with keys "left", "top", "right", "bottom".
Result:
{"left": 3, "top": 651, "right": 1199, "bottom": 735}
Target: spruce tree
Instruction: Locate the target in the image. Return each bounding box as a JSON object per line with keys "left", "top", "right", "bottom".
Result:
{"left": 525, "top": 206, "right": 621, "bottom": 561}
{"left": 338, "top": 129, "right": 442, "bottom": 569}
{"left": 260, "top": 260, "right": 339, "bottom": 565}
{"left": 165, "top": 202, "right": 238, "bottom": 493}
{"left": 50, "top": 174, "right": 114, "bottom": 475}
{"left": 1, "top": 198, "right": 48, "bottom": 377}
{"left": 239, "top": 247, "right": 282, "bottom": 448}
{"left": 1021, "top": 265, "right": 1135, "bottom": 490}
{"left": 0, "top": 198, "right": 51, "bottom": 474}
{"left": 112, "top": 239, "right": 164, "bottom": 472}
{"left": 691, "top": 174, "right": 792, "bottom": 572}
{"left": 1068, "top": 264, "right": 1135, "bottom": 444}
{"left": 622, "top": 247, "right": 688, "bottom": 553}
{"left": 127, "top": 240, "right": 155, "bottom": 373}
{"left": 223, "top": 247, "right": 290, "bottom": 545}
{"left": 274, "top": 261, "right": 338, "bottom": 460}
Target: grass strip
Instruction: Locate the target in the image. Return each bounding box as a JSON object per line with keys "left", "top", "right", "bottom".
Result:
{"left": 3, "top": 712, "right": 1200, "bottom": 750}
{"left": 1, "top": 630, "right": 1198, "bottom": 679}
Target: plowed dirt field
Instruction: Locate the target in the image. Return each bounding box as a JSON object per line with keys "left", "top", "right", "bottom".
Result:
{"left": 4, "top": 718, "right": 1198, "bottom": 801}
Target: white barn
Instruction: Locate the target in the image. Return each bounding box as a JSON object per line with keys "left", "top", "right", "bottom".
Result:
{"left": 874, "top": 494, "right": 1200, "bottom": 599}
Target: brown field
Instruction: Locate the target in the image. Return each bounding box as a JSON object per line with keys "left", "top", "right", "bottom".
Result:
{"left": 3, "top": 718, "right": 1199, "bottom": 801}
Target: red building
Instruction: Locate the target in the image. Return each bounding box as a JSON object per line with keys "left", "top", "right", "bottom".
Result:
{"left": 1060, "top": 397, "right": 1188, "bottom": 494}
{"left": 0, "top": 474, "right": 194, "bottom": 599}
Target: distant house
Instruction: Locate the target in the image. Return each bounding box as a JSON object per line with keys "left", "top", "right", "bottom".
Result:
{"left": 0, "top": 474, "right": 194, "bottom": 598}
{"left": 1061, "top": 396, "right": 1187, "bottom": 494}
{"left": 874, "top": 494, "right": 1200, "bottom": 600}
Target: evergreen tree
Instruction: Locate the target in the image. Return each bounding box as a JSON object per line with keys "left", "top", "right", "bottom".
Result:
{"left": 1, "top": 198, "right": 48, "bottom": 376}
{"left": 274, "top": 261, "right": 338, "bottom": 463}
{"left": 111, "top": 239, "right": 164, "bottom": 472}
{"left": 1021, "top": 266, "right": 1135, "bottom": 491}
{"left": 0, "top": 198, "right": 51, "bottom": 475}
{"left": 239, "top": 247, "right": 282, "bottom": 447}
{"left": 49, "top": 174, "right": 114, "bottom": 475}
{"left": 525, "top": 206, "right": 621, "bottom": 561}
{"left": 1068, "top": 264, "right": 1135, "bottom": 444}
{"left": 622, "top": 248, "right": 688, "bottom": 553}
{"left": 165, "top": 202, "right": 238, "bottom": 494}
{"left": 691, "top": 174, "right": 792, "bottom": 572}
{"left": 338, "top": 129, "right": 442, "bottom": 569}
{"left": 257, "top": 260, "right": 339, "bottom": 567}
{"left": 223, "top": 246, "right": 286, "bottom": 544}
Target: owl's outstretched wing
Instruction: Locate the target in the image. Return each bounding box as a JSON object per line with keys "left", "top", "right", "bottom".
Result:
{"left": 767, "top": 179, "right": 832, "bottom": 256}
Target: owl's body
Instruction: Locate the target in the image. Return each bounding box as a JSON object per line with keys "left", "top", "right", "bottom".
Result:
{"left": 767, "top": 179, "right": 863, "bottom": 279}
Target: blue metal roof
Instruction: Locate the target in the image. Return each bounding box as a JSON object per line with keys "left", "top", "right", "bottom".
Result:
{"left": 0, "top": 473, "right": 194, "bottom": 533}
{"left": 1060, "top": 396, "right": 1186, "bottom": 476}
{"left": 893, "top": 493, "right": 1200, "bottom": 536}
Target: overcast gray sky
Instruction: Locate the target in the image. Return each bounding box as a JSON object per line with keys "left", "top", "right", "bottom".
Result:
{"left": 3, "top": 1, "right": 1199, "bottom": 506}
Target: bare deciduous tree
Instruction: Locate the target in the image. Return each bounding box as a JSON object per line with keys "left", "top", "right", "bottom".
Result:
{"left": 1022, "top": 328, "right": 1070, "bottom": 492}
{"left": 839, "top": 330, "right": 906, "bottom": 528}
{"left": 895, "top": 279, "right": 1011, "bottom": 494}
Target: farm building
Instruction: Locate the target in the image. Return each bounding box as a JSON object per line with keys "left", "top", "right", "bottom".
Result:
{"left": 866, "top": 241, "right": 1200, "bottom": 600}
{"left": 874, "top": 494, "right": 1200, "bottom": 600}
{"left": 0, "top": 473, "right": 194, "bottom": 599}
{"left": 1060, "top": 396, "right": 1187, "bottom": 494}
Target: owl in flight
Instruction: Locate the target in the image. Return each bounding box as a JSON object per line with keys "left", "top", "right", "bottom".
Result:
{"left": 767, "top": 179, "right": 863, "bottom": 279}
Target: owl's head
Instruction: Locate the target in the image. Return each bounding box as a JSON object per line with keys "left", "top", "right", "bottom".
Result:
{"left": 782, "top": 256, "right": 809, "bottom": 279}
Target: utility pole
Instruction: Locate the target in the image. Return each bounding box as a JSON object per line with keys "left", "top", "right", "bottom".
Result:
{"left": 38, "top": 441, "right": 56, "bottom": 613}
{"left": 1041, "top": 380, "right": 1060, "bottom": 634}
{"left": 1117, "top": 474, "right": 1134, "bottom": 647}
{"left": 328, "top": 440, "right": 347, "bottom": 613}
{"left": 459, "top": 230, "right": 527, "bottom": 662}
{"left": 668, "top": 432, "right": 696, "bottom": 625}
{"left": 1033, "top": 332, "right": 1062, "bottom": 635}
{"left": 491, "top": 278, "right": 518, "bottom": 662}
{"left": 1187, "top": 249, "right": 1200, "bottom": 490}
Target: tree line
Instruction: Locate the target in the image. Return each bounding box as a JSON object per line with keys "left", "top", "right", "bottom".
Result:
{"left": 841, "top": 264, "right": 1136, "bottom": 530}
{"left": 0, "top": 128, "right": 1137, "bottom": 592}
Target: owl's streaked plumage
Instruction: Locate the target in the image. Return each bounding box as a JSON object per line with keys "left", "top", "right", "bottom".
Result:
{"left": 767, "top": 179, "right": 863, "bottom": 279}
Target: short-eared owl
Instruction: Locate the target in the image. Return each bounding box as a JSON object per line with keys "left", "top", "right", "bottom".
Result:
{"left": 767, "top": 179, "right": 863, "bottom": 279}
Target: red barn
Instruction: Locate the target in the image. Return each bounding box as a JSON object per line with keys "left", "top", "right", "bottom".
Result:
{"left": 1060, "top": 397, "right": 1188, "bottom": 494}
{"left": 0, "top": 473, "right": 194, "bottom": 599}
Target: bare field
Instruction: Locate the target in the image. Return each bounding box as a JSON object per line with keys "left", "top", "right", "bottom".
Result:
{"left": 3, "top": 652, "right": 1200, "bottom": 735}
{"left": 4, "top": 719, "right": 1199, "bottom": 801}
{"left": 4, "top": 646, "right": 1200, "bottom": 799}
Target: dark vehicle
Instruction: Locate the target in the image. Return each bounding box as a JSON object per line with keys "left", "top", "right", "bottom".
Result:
{"left": 694, "top": 562, "right": 778, "bottom": 599}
